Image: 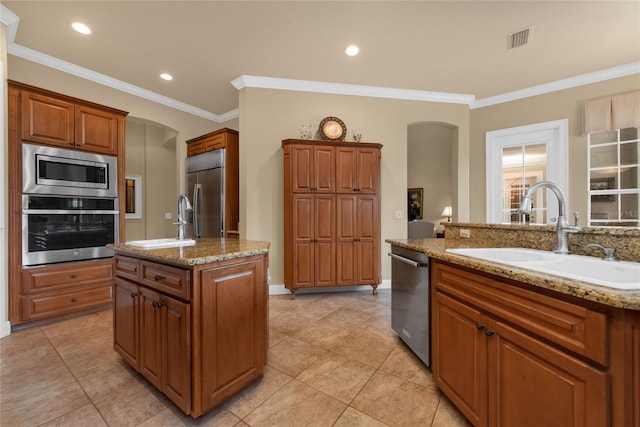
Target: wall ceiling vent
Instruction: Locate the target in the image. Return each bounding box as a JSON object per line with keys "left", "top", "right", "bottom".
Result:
{"left": 508, "top": 26, "right": 533, "bottom": 50}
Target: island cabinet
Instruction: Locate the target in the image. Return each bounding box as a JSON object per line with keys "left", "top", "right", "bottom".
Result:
{"left": 14, "top": 80, "right": 125, "bottom": 155}
{"left": 431, "top": 259, "right": 640, "bottom": 427}
{"left": 112, "top": 247, "right": 268, "bottom": 418}
{"left": 282, "top": 139, "right": 382, "bottom": 298}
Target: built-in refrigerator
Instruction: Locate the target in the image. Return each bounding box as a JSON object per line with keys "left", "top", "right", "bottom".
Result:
{"left": 185, "top": 149, "right": 225, "bottom": 238}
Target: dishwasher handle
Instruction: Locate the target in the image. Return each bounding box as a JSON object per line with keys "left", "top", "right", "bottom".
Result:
{"left": 388, "top": 252, "right": 428, "bottom": 268}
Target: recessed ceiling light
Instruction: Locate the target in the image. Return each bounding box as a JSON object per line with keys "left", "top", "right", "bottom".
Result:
{"left": 71, "top": 22, "right": 91, "bottom": 35}
{"left": 160, "top": 73, "right": 173, "bottom": 81}
{"left": 345, "top": 45, "right": 359, "bottom": 56}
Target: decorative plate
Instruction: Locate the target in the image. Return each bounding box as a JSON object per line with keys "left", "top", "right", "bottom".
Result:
{"left": 319, "top": 116, "right": 347, "bottom": 141}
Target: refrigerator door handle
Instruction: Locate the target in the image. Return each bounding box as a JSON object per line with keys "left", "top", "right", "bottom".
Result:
{"left": 193, "top": 184, "right": 202, "bottom": 238}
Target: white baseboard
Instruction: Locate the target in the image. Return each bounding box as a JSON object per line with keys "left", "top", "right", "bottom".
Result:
{"left": 268, "top": 279, "right": 390, "bottom": 296}
{"left": 0, "top": 321, "right": 11, "bottom": 338}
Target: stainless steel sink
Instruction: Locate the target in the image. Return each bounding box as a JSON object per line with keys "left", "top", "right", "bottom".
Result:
{"left": 446, "top": 247, "right": 640, "bottom": 290}
{"left": 125, "top": 238, "right": 196, "bottom": 249}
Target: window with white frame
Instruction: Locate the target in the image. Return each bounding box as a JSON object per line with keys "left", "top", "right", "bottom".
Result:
{"left": 587, "top": 128, "right": 639, "bottom": 227}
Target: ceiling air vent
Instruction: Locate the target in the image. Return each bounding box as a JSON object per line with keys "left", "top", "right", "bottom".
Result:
{"left": 508, "top": 26, "right": 532, "bottom": 50}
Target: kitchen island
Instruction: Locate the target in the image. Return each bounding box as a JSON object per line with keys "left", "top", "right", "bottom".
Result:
{"left": 109, "top": 238, "right": 269, "bottom": 418}
{"left": 386, "top": 236, "right": 639, "bottom": 427}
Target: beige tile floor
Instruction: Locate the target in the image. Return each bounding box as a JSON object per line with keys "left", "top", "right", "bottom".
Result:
{"left": 0, "top": 289, "right": 472, "bottom": 427}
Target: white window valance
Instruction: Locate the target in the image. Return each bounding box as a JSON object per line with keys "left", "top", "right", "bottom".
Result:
{"left": 583, "top": 90, "right": 640, "bottom": 134}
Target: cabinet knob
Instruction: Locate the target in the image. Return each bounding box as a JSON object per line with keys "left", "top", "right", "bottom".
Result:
{"left": 130, "top": 292, "right": 136, "bottom": 298}
{"left": 476, "top": 323, "right": 485, "bottom": 331}
{"left": 154, "top": 275, "right": 165, "bottom": 282}
{"left": 70, "top": 274, "right": 77, "bottom": 279}
{"left": 484, "top": 328, "right": 495, "bottom": 337}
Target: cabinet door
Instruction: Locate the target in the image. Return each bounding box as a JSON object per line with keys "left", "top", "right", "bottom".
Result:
{"left": 336, "top": 147, "right": 379, "bottom": 193}
{"left": 632, "top": 313, "right": 640, "bottom": 427}
{"left": 290, "top": 144, "right": 335, "bottom": 192}
{"left": 336, "top": 194, "right": 379, "bottom": 285}
{"left": 75, "top": 104, "right": 119, "bottom": 155}
{"left": 113, "top": 278, "right": 139, "bottom": 369}
{"left": 356, "top": 194, "right": 378, "bottom": 284}
{"left": 489, "top": 319, "right": 609, "bottom": 427}
{"left": 139, "top": 287, "right": 163, "bottom": 389}
{"left": 198, "top": 258, "right": 266, "bottom": 414}
{"left": 314, "top": 194, "right": 336, "bottom": 287}
{"left": 336, "top": 194, "right": 357, "bottom": 285}
{"left": 161, "top": 295, "right": 191, "bottom": 415}
{"left": 292, "top": 194, "right": 315, "bottom": 288}
{"left": 21, "top": 90, "right": 74, "bottom": 147}
{"left": 432, "top": 292, "right": 488, "bottom": 426}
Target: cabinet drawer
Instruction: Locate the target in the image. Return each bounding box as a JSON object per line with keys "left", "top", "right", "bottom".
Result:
{"left": 433, "top": 262, "right": 609, "bottom": 365}
{"left": 140, "top": 261, "right": 190, "bottom": 300}
{"left": 21, "top": 283, "right": 113, "bottom": 321}
{"left": 22, "top": 261, "right": 113, "bottom": 294}
{"left": 115, "top": 255, "right": 140, "bottom": 282}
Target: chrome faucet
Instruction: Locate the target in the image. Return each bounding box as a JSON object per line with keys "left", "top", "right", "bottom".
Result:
{"left": 517, "top": 181, "right": 582, "bottom": 254}
{"left": 174, "top": 194, "right": 193, "bottom": 240}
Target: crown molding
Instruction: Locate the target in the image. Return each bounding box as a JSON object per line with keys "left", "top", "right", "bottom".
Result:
{"left": 471, "top": 62, "right": 640, "bottom": 109}
{"left": 0, "top": 4, "right": 19, "bottom": 44}
{"left": 231, "top": 75, "right": 476, "bottom": 105}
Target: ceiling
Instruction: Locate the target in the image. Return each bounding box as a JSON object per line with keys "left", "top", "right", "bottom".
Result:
{"left": 3, "top": 1, "right": 640, "bottom": 121}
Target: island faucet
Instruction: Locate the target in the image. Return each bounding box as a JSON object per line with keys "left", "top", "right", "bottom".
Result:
{"left": 517, "top": 181, "right": 582, "bottom": 254}
{"left": 174, "top": 194, "right": 193, "bottom": 240}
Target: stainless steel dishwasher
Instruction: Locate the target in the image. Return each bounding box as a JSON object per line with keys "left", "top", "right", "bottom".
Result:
{"left": 389, "top": 245, "right": 430, "bottom": 366}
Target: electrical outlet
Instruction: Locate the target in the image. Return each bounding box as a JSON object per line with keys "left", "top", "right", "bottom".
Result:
{"left": 460, "top": 229, "right": 471, "bottom": 238}
{"left": 393, "top": 210, "right": 402, "bottom": 219}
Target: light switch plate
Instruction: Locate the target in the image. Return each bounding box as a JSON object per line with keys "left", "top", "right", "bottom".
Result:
{"left": 165, "top": 213, "right": 172, "bottom": 219}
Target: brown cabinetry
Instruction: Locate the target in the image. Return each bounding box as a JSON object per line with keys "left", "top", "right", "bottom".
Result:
{"left": 18, "top": 82, "right": 124, "bottom": 155}
{"left": 113, "top": 251, "right": 268, "bottom": 418}
{"left": 8, "top": 81, "right": 128, "bottom": 327}
{"left": 432, "top": 260, "right": 612, "bottom": 427}
{"left": 283, "top": 139, "right": 382, "bottom": 298}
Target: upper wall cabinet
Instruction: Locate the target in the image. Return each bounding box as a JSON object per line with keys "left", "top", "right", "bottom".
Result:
{"left": 13, "top": 81, "right": 126, "bottom": 156}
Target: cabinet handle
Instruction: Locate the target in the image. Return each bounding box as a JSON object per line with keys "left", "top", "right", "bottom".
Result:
{"left": 152, "top": 301, "right": 158, "bottom": 308}
{"left": 484, "top": 329, "right": 495, "bottom": 337}
{"left": 130, "top": 292, "right": 136, "bottom": 298}
{"left": 476, "top": 323, "right": 485, "bottom": 331}
{"left": 154, "top": 275, "right": 165, "bottom": 282}
{"left": 157, "top": 301, "right": 164, "bottom": 308}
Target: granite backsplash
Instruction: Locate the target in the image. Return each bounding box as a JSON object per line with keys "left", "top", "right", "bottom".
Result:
{"left": 443, "top": 223, "right": 640, "bottom": 262}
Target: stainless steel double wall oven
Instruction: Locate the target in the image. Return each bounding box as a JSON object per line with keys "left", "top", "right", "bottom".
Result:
{"left": 21, "top": 143, "right": 119, "bottom": 266}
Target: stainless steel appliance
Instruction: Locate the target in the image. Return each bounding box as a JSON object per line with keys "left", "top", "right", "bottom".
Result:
{"left": 22, "top": 195, "right": 119, "bottom": 266}
{"left": 185, "top": 149, "right": 225, "bottom": 238}
{"left": 389, "top": 245, "right": 430, "bottom": 366}
{"left": 22, "top": 143, "right": 118, "bottom": 198}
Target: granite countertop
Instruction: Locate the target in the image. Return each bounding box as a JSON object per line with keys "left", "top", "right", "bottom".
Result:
{"left": 386, "top": 238, "right": 640, "bottom": 311}
{"left": 109, "top": 238, "right": 270, "bottom": 267}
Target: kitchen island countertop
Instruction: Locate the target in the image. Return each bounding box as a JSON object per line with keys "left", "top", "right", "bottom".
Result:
{"left": 109, "top": 238, "right": 270, "bottom": 267}
{"left": 386, "top": 238, "right": 640, "bottom": 310}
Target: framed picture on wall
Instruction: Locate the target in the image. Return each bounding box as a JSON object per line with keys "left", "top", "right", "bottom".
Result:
{"left": 408, "top": 188, "right": 423, "bottom": 220}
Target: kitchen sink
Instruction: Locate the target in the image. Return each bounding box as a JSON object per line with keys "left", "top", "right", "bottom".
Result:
{"left": 125, "top": 238, "right": 196, "bottom": 249}
{"left": 446, "top": 247, "right": 640, "bottom": 290}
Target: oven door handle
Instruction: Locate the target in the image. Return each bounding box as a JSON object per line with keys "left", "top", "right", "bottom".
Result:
{"left": 388, "top": 252, "right": 428, "bottom": 268}
{"left": 23, "top": 209, "right": 120, "bottom": 215}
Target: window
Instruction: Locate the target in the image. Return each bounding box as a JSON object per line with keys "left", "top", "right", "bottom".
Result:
{"left": 587, "top": 127, "right": 639, "bottom": 227}
{"left": 486, "top": 119, "right": 568, "bottom": 224}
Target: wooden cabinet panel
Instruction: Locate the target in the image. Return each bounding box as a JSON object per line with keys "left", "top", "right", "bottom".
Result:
{"left": 489, "top": 319, "right": 609, "bottom": 427}
{"left": 198, "top": 258, "right": 266, "bottom": 414}
{"left": 185, "top": 128, "right": 237, "bottom": 157}
{"left": 114, "top": 255, "right": 140, "bottom": 282}
{"left": 162, "top": 295, "right": 191, "bottom": 414}
{"left": 632, "top": 313, "right": 640, "bottom": 427}
{"left": 75, "top": 104, "right": 119, "bottom": 155}
{"left": 314, "top": 194, "right": 336, "bottom": 287}
{"left": 20, "top": 90, "right": 74, "bottom": 147}
{"left": 187, "top": 140, "right": 205, "bottom": 156}
{"left": 139, "top": 286, "right": 163, "bottom": 389}
{"left": 336, "top": 146, "right": 380, "bottom": 193}
{"left": 289, "top": 144, "right": 335, "bottom": 193}
{"left": 433, "top": 262, "right": 608, "bottom": 365}
{"left": 113, "top": 278, "right": 139, "bottom": 369}
{"left": 21, "top": 283, "right": 112, "bottom": 321}
{"left": 140, "top": 261, "right": 190, "bottom": 300}
{"left": 433, "top": 292, "right": 488, "bottom": 426}
{"left": 22, "top": 260, "right": 113, "bottom": 293}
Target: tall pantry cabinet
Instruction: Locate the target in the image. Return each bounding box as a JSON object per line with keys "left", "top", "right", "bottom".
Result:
{"left": 282, "top": 139, "right": 382, "bottom": 299}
